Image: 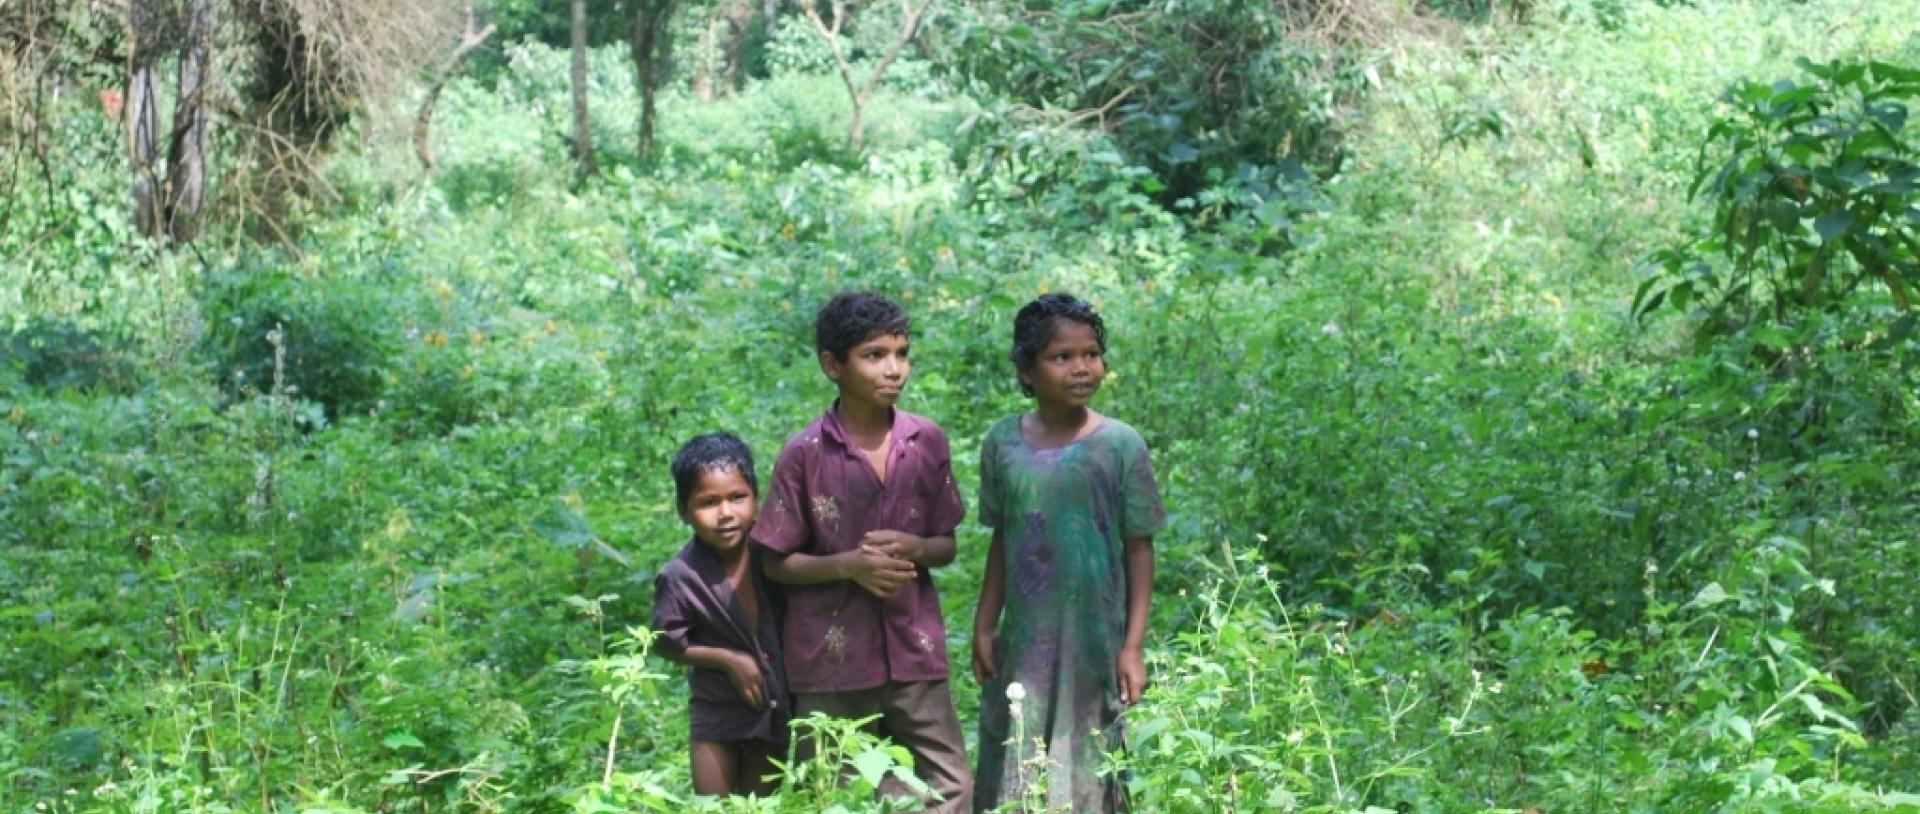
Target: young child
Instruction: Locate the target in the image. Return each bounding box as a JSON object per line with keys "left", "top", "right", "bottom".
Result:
{"left": 751, "top": 291, "right": 972, "bottom": 813}
{"left": 651, "top": 433, "right": 789, "bottom": 796}
{"left": 970, "top": 293, "right": 1166, "bottom": 813}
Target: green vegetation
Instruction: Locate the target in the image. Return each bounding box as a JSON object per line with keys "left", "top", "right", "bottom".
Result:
{"left": 4, "top": 0, "right": 1920, "bottom": 812}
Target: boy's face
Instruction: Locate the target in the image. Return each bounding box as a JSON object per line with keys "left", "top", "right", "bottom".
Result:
{"left": 821, "top": 332, "right": 910, "bottom": 410}
{"left": 680, "top": 467, "right": 757, "bottom": 556}
{"left": 1019, "top": 320, "right": 1106, "bottom": 408}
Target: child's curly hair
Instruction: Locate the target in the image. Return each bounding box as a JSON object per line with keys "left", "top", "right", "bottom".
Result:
{"left": 815, "top": 291, "right": 910, "bottom": 362}
{"left": 1010, "top": 293, "right": 1107, "bottom": 396}
{"left": 671, "top": 432, "right": 758, "bottom": 510}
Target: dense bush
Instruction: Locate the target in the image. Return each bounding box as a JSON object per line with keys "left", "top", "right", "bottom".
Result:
{"left": 942, "top": 0, "right": 1371, "bottom": 216}
{"left": 1636, "top": 57, "right": 1920, "bottom": 345}
{"left": 197, "top": 265, "right": 401, "bottom": 417}
{"left": 0, "top": 321, "right": 138, "bottom": 395}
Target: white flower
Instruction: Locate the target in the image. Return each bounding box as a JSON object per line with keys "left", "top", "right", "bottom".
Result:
{"left": 1733, "top": 471, "right": 1746, "bottom": 482}
{"left": 1746, "top": 428, "right": 1759, "bottom": 439}
{"left": 1321, "top": 322, "right": 1341, "bottom": 337}
{"left": 1006, "top": 682, "right": 1027, "bottom": 702}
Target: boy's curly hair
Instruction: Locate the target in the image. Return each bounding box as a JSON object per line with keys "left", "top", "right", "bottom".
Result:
{"left": 1011, "top": 293, "right": 1107, "bottom": 396}
{"left": 670, "top": 432, "right": 758, "bottom": 510}
{"left": 815, "top": 291, "right": 910, "bottom": 361}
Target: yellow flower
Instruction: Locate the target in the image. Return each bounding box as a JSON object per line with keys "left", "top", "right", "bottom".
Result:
{"left": 459, "top": 364, "right": 474, "bottom": 381}
{"left": 470, "top": 330, "right": 487, "bottom": 347}
{"left": 425, "top": 330, "right": 448, "bottom": 348}
{"left": 7, "top": 406, "right": 24, "bottom": 426}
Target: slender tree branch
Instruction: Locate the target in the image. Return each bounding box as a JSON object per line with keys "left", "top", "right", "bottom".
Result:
{"left": 414, "top": 2, "right": 495, "bottom": 172}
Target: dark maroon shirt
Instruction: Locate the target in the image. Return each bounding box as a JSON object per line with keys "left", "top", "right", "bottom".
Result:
{"left": 751, "top": 404, "right": 966, "bottom": 694}
{"left": 652, "top": 539, "right": 789, "bottom": 744}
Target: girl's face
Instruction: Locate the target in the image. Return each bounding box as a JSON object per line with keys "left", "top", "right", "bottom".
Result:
{"left": 680, "top": 467, "right": 757, "bottom": 556}
{"left": 1020, "top": 320, "right": 1106, "bottom": 409}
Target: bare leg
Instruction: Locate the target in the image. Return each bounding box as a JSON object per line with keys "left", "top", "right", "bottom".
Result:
{"left": 738, "top": 739, "right": 780, "bottom": 796}
{"left": 691, "top": 740, "right": 741, "bottom": 796}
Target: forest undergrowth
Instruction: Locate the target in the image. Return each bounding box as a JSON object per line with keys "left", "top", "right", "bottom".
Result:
{"left": 4, "top": 1, "right": 1920, "bottom": 812}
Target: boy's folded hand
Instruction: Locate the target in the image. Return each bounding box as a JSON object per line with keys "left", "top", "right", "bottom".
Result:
{"left": 723, "top": 651, "right": 767, "bottom": 710}
{"left": 843, "top": 545, "right": 917, "bottom": 599}
{"left": 859, "top": 530, "right": 922, "bottom": 563}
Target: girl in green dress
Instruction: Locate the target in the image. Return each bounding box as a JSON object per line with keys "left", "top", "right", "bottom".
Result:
{"left": 970, "top": 293, "right": 1167, "bottom": 813}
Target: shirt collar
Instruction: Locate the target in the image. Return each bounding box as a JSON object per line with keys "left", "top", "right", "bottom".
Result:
{"left": 821, "top": 399, "right": 921, "bottom": 452}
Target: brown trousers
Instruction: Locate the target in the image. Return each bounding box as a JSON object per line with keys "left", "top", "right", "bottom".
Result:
{"left": 794, "top": 680, "right": 973, "bottom": 814}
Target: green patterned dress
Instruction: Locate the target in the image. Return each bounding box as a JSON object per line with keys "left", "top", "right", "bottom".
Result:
{"left": 973, "top": 415, "right": 1167, "bottom": 813}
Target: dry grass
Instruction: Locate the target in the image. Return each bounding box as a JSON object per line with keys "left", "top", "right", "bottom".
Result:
{"left": 238, "top": 0, "right": 456, "bottom": 111}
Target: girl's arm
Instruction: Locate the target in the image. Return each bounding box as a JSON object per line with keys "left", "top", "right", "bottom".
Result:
{"left": 1117, "top": 536, "right": 1154, "bottom": 705}
{"left": 970, "top": 529, "right": 1007, "bottom": 682}
{"left": 658, "top": 645, "right": 768, "bottom": 710}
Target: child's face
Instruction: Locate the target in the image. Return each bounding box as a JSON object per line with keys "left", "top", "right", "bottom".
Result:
{"left": 1020, "top": 320, "right": 1106, "bottom": 409}
{"left": 680, "top": 467, "right": 757, "bottom": 556}
{"left": 822, "top": 332, "right": 911, "bottom": 410}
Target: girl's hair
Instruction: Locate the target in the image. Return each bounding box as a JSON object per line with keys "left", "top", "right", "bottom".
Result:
{"left": 1010, "top": 293, "right": 1107, "bottom": 396}
{"left": 815, "top": 291, "right": 911, "bottom": 361}
{"left": 670, "top": 432, "right": 758, "bottom": 510}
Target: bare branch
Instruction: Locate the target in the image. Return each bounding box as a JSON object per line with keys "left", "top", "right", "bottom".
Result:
{"left": 414, "top": 1, "right": 495, "bottom": 172}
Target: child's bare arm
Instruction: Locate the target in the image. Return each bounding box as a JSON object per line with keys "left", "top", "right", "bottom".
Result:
{"left": 860, "top": 530, "right": 956, "bottom": 568}
{"left": 971, "top": 530, "right": 1007, "bottom": 682}
{"left": 659, "top": 645, "right": 768, "bottom": 710}
{"left": 763, "top": 548, "right": 916, "bottom": 599}
{"left": 1118, "top": 536, "right": 1154, "bottom": 705}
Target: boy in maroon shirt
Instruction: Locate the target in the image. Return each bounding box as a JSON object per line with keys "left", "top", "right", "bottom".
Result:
{"left": 751, "top": 291, "right": 971, "bottom": 813}
{"left": 651, "top": 433, "right": 788, "bottom": 796}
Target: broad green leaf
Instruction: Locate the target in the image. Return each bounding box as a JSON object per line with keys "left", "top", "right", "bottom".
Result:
{"left": 1814, "top": 210, "right": 1855, "bottom": 241}
{"left": 382, "top": 730, "right": 425, "bottom": 750}
{"left": 1690, "top": 582, "right": 1730, "bottom": 607}
{"left": 534, "top": 501, "right": 593, "bottom": 549}
{"left": 851, "top": 747, "right": 894, "bottom": 789}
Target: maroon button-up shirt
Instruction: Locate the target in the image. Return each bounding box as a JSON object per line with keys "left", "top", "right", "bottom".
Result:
{"left": 651, "top": 539, "right": 789, "bottom": 743}
{"left": 751, "top": 404, "right": 966, "bottom": 694}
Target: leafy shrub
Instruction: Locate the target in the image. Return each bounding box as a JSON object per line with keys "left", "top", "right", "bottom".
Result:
{"left": 942, "top": 0, "right": 1369, "bottom": 214}
{"left": 764, "top": 15, "right": 842, "bottom": 78}
{"left": 1636, "top": 57, "right": 1920, "bottom": 346}
{"left": 0, "top": 320, "right": 138, "bottom": 395}
{"left": 198, "top": 265, "right": 400, "bottom": 417}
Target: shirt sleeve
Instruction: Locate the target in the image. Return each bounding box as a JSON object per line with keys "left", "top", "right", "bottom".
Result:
{"left": 976, "top": 428, "right": 1003, "bottom": 530}
{"left": 923, "top": 428, "right": 966, "bottom": 537}
{"left": 1119, "top": 431, "right": 1168, "bottom": 541}
{"left": 650, "top": 566, "right": 695, "bottom": 659}
{"left": 750, "top": 441, "right": 811, "bottom": 555}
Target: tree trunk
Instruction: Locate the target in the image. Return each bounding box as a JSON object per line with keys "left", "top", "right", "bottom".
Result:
{"left": 800, "top": 0, "right": 933, "bottom": 153}
{"left": 128, "top": 0, "right": 166, "bottom": 237}
{"left": 632, "top": 0, "right": 677, "bottom": 162}
{"left": 692, "top": 18, "right": 721, "bottom": 102}
{"left": 570, "top": 0, "right": 596, "bottom": 178}
{"left": 162, "top": 0, "right": 212, "bottom": 242}
{"left": 414, "top": 4, "right": 496, "bottom": 172}
{"left": 719, "top": 0, "right": 756, "bottom": 95}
